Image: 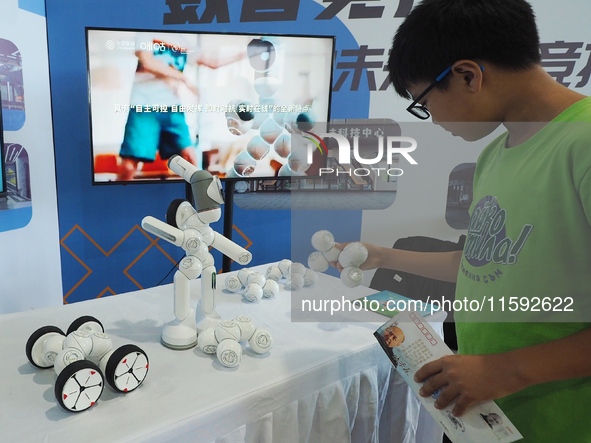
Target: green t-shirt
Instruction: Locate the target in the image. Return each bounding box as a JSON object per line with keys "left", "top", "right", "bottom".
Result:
{"left": 455, "top": 97, "right": 591, "bottom": 442}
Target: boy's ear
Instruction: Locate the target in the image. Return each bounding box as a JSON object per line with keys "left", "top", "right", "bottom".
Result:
{"left": 451, "top": 60, "right": 483, "bottom": 91}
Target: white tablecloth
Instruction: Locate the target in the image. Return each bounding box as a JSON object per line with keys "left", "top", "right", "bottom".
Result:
{"left": 0, "top": 265, "right": 445, "bottom": 443}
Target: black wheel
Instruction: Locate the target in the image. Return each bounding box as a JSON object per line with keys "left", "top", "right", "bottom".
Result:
{"left": 55, "top": 360, "right": 104, "bottom": 412}
{"left": 166, "top": 198, "right": 189, "bottom": 228}
{"left": 66, "top": 315, "right": 104, "bottom": 335}
{"left": 105, "top": 344, "right": 149, "bottom": 393}
{"left": 25, "top": 325, "right": 65, "bottom": 369}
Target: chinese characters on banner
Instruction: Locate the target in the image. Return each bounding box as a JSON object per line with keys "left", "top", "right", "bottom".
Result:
{"left": 162, "top": 1, "right": 591, "bottom": 91}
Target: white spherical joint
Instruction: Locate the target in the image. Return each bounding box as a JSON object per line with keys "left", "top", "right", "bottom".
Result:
{"left": 225, "top": 275, "right": 243, "bottom": 293}
{"left": 216, "top": 338, "right": 242, "bottom": 368}
{"left": 41, "top": 334, "right": 66, "bottom": 367}
{"left": 197, "top": 327, "right": 219, "bottom": 354}
{"left": 311, "top": 230, "right": 335, "bottom": 252}
{"left": 178, "top": 256, "right": 203, "bottom": 280}
{"left": 248, "top": 328, "right": 273, "bottom": 354}
{"left": 237, "top": 268, "right": 253, "bottom": 286}
{"left": 277, "top": 259, "right": 292, "bottom": 277}
{"left": 54, "top": 348, "right": 86, "bottom": 376}
{"left": 303, "top": 269, "right": 319, "bottom": 287}
{"left": 307, "top": 251, "right": 329, "bottom": 272}
{"left": 262, "top": 279, "right": 280, "bottom": 298}
{"left": 64, "top": 331, "right": 93, "bottom": 356}
{"left": 234, "top": 316, "right": 256, "bottom": 342}
{"left": 214, "top": 320, "right": 242, "bottom": 343}
{"left": 337, "top": 242, "right": 369, "bottom": 268}
{"left": 181, "top": 228, "right": 203, "bottom": 254}
{"left": 87, "top": 332, "right": 113, "bottom": 360}
{"left": 290, "top": 262, "right": 306, "bottom": 276}
{"left": 243, "top": 283, "right": 264, "bottom": 303}
{"left": 284, "top": 273, "right": 305, "bottom": 291}
{"left": 340, "top": 266, "right": 364, "bottom": 288}
{"left": 265, "top": 265, "right": 283, "bottom": 282}
{"left": 246, "top": 271, "right": 266, "bottom": 287}
{"left": 174, "top": 201, "right": 200, "bottom": 230}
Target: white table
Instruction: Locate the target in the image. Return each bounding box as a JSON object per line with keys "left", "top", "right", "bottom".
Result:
{"left": 0, "top": 265, "right": 445, "bottom": 443}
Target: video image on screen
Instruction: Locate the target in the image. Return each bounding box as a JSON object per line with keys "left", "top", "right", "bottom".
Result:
{"left": 0, "top": 111, "right": 5, "bottom": 197}
{"left": 86, "top": 28, "right": 334, "bottom": 184}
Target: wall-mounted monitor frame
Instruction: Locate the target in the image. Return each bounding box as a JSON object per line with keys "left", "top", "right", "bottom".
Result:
{"left": 86, "top": 27, "right": 335, "bottom": 186}
{"left": 0, "top": 97, "right": 7, "bottom": 201}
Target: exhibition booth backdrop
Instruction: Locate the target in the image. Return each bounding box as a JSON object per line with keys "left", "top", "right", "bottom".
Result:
{"left": 1, "top": 0, "right": 591, "bottom": 312}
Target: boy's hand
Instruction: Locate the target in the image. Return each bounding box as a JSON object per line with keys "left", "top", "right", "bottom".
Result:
{"left": 414, "top": 354, "right": 524, "bottom": 416}
{"left": 332, "top": 242, "right": 383, "bottom": 271}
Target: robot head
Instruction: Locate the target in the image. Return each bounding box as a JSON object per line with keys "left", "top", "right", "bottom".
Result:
{"left": 166, "top": 155, "right": 223, "bottom": 224}
{"left": 190, "top": 170, "right": 223, "bottom": 224}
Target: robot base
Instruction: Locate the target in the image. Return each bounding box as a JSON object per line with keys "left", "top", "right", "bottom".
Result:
{"left": 161, "top": 312, "right": 198, "bottom": 350}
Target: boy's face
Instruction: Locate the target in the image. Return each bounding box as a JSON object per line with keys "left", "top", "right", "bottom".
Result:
{"left": 407, "top": 64, "right": 502, "bottom": 141}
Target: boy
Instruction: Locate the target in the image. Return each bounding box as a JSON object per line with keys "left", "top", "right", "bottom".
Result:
{"left": 348, "top": 0, "right": 591, "bottom": 441}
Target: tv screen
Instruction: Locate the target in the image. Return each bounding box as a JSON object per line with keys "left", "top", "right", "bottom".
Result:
{"left": 86, "top": 28, "right": 335, "bottom": 184}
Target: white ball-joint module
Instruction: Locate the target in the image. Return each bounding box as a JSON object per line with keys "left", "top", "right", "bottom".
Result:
{"left": 197, "top": 316, "right": 273, "bottom": 368}
{"left": 25, "top": 315, "right": 149, "bottom": 412}
{"left": 141, "top": 155, "right": 253, "bottom": 350}
{"left": 308, "top": 230, "right": 368, "bottom": 287}
{"left": 224, "top": 262, "right": 318, "bottom": 300}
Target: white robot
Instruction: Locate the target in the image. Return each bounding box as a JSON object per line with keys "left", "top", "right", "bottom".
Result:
{"left": 141, "top": 155, "right": 252, "bottom": 350}
{"left": 196, "top": 316, "right": 274, "bottom": 368}
{"left": 25, "top": 315, "right": 149, "bottom": 412}
{"left": 307, "top": 230, "right": 368, "bottom": 288}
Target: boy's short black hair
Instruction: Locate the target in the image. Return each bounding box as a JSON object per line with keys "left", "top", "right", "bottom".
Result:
{"left": 388, "top": 0, "right": 541, "bottom": 99}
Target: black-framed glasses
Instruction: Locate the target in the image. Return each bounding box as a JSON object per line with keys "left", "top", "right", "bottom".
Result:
{"left": 406, "top": 66, "right": 452, "bottom": 120}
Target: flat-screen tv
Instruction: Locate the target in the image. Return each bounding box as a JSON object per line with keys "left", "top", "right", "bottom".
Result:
{"left": 86, "top": 28, "right": 335, "bottom": 184}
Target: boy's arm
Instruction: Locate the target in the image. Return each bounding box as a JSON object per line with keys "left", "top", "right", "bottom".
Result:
{"left": 415, "top": 327, "right": 591, "bottom": 416}
{"left": 337, "top": 243, "right": 462, "bottom": 283}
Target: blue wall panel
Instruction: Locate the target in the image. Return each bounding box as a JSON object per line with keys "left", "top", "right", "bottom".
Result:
{"left": 46, "top": 0, "right": 367, "bottom": 302}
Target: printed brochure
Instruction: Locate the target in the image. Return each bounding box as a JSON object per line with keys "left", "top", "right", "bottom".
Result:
{"left": 374, "top": 310, "right": 522, "bottom": 442}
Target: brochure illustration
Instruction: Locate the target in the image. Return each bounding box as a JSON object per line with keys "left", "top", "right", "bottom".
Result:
{"left": 374, "top": 310, "right": 522, "bottom": 443}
